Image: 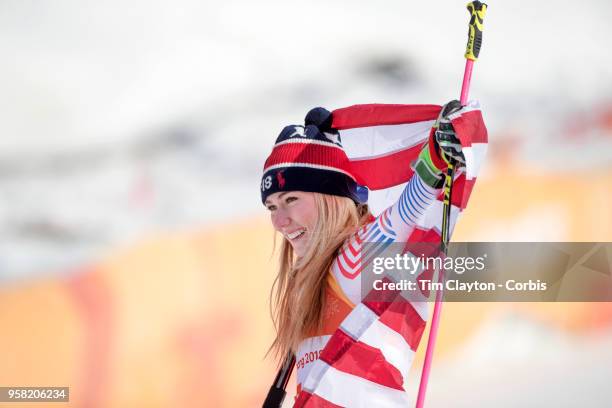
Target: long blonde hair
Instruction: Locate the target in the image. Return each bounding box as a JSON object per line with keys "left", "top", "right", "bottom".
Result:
{"left": 268, "top": 192, "right": 371, "bottom": 363}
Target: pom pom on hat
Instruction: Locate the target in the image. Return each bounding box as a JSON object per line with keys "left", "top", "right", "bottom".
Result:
{"left": 304, "top": 107, "right": 333, "bottom": 131}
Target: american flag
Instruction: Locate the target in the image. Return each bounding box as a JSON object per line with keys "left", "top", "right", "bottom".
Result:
{"left": 293, "top": 101, "right": 488, "bottom": 407}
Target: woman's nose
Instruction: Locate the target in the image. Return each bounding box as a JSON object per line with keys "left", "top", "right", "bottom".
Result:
{"left": 272, "top": 209, "right": 291, "bottom": 230}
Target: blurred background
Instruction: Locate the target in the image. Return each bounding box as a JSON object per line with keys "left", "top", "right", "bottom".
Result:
{"left": 0, "top": 0, "right": 611, "bottom": 407}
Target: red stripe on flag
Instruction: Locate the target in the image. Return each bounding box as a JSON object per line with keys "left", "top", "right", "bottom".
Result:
{"left": 407, "top": 227, "right": 442, "bottom": 244}
{"left": 294, "top": 391, "right": 344, "bottom": 408}
{"left": 349, "top": 145, "right": 420, "bottom": 190}
{"left": 434, "top": 173, "right": 477, "bottom": 210}
{"left": 319, "top": 330, "right": 405, "bottom": 391}
{"left": 264, "top": 143, "right": 352, "bottom": 173}
{"left": 363, "top": 277, "right": 401, "bottom": 314}
{"left": 416, "top": 266, "right": 435, "bottom": 298}
{"left": 452, "top": 175, "right": 477, "bottom": 209}
{"left": 402, "top": 241, "right": 441, "bottom": 259}
{"left": 361, "top": 278, "right": 426, "bottom": 350}
{"left": 332, "top": 104, "right": 441, "bottom": 130}
{"left": 451, "top": 110, "right": 488, "bottom": 146}
{"left": 378, "top": 297, "right": 426, "bottom": 351}
{"left": 400, "top": 240, "right": 441, "bottom": 298}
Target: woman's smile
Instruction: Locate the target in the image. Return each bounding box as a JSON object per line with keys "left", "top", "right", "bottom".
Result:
{"left": 285, "top": 228, "right": 306, "bottom": 241}
{"left": 266, "top": 191, "right": 318, "bottom": 257}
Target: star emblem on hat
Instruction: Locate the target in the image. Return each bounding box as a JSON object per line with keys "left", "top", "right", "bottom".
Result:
{"left": 323, "top": 131, "right": 341, "bottom": 145}
{"left": 288, "top": 126, "right": 306, "bottom": 138}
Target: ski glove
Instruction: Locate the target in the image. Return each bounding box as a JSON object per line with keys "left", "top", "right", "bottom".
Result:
{"left": 434, "top": 100, "right": 465, "bottom": 167}
{"left": 413, "top": 100, "right": 465, "bottom": 189}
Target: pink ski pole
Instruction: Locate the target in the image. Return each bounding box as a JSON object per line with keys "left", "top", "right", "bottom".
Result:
{"left": 415, "top": 2, "right": 487, "bottom": 407}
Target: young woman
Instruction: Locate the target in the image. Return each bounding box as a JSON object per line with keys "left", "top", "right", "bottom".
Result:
{"left": 261, "top": 102, "right": 481, "bottom": 401}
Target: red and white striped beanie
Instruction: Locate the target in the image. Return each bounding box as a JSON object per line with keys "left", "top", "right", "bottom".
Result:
{"left": 260, "top": 107, "right": 366, "bottom": 204}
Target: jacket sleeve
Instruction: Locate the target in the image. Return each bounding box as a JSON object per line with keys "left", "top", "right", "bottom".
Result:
{"left": 365, "top": 171, "right": 441, "bottom": 244}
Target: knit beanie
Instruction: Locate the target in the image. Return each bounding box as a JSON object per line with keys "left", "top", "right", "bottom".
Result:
{"left": 260, "top": 107, "right": 367, "bottom": 204}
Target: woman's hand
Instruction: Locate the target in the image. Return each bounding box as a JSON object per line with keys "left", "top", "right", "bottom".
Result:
{"left": 434, "top": 100, "right": 465, "bottom": 167}
{"left": 413, "top": 100, "right": 466, "bottom": 188}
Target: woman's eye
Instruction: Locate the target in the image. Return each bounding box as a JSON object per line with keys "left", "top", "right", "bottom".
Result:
{"left": 286, "top": 196, "right": 298, "bottom": 204}
{"left": 266, "top": 205, "right": 276, "bottom": 211}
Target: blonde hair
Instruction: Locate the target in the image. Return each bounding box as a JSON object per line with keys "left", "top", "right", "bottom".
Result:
{"left": 268, "top": 193, "right": 371, "bottom": 363}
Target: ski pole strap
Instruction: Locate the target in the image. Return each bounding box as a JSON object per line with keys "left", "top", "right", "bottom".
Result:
{"left": 464, "top": 1, "right": 487, "bottom": 61}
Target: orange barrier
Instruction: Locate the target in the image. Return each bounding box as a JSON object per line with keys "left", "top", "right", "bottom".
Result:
{"left": 0, "top": 220, "right": 279, "bottom": 407}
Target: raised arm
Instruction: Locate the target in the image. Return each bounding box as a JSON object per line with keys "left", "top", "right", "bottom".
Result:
{"left": 332, "top": 101, "right": 478, "bottom": 305}
{"left": 369, "top": 100, "right": 466, "bottom": 243}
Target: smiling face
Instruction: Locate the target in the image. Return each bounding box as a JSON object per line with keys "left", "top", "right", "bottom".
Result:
{"left": 265, "top": 191, "right": 318, "bottom": 258}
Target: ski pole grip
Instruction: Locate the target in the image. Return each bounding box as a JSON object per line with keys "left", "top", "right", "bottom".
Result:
{"left": 464, "top": 1, "right": 487, "bottom": 61}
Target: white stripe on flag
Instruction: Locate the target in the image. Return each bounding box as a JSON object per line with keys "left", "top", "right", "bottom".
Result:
{"left": 307, "top": 363, "right": 411, "bottom": 407}
{"left": 302, "top": 359, "right": 330, "bottom": 393}
{"left": 340, "top": 303, "right": 379, "bottom": 340}
{"left": 463, "top": 143, "right": 488, "bottom": 180}
{"left": 367, "top": 183, "right": 408, "bottom": 216}
{"left": 340, "top": 121, "right": 434, "bottom": 160}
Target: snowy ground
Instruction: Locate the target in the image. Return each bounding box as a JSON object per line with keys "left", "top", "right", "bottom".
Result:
{"left": 1, "top": 0, "right": 611, "bottom": 280}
